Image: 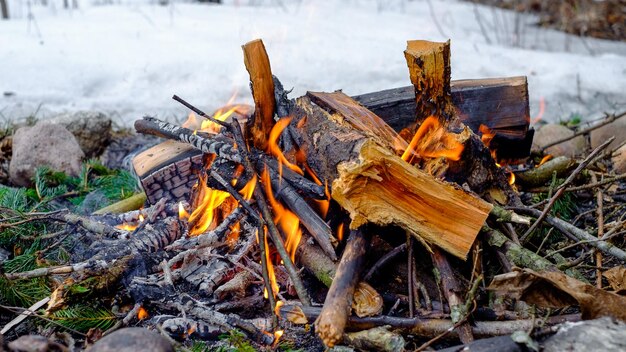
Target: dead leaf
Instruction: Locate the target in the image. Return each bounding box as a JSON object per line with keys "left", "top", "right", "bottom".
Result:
{"left": 489, "top": 268, "right": 626, "bottom": 322}
{"left": 603, "top": 266, "right": 626, "bottom": 294}
{"left": 352, "top": 282, "right": 383, "bottom": 317}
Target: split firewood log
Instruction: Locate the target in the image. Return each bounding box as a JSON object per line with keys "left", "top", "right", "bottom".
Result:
{"left": 289, "top": 91, "right": 492, "bottom": 260}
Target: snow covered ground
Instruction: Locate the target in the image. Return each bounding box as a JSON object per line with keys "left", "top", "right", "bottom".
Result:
{"left": 1, "top": 0, "right": 625, "bottom": 127}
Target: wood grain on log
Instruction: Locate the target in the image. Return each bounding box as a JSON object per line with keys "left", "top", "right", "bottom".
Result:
{"left": 293, "top": 92, "right": 492, "bottom": 259}
{"left": 242, "top": 39, "right": 276, "bottom": 150}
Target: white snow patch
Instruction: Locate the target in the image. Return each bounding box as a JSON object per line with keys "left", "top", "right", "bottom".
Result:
{"left": 1, "top": 0, "right": 625, "bottom": 126}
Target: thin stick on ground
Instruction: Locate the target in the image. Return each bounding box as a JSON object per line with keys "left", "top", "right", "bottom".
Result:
{"left": 511, "top": 207, "right": 626, "bottom": 261}
{"left": 592, "top": 172, "right": 605, "bottom": 289}
{"left": 407, "top": 234, "right": 415, "bottom": 318}
{"left": 521, "top": 137, "right": 615, "bottom": 242}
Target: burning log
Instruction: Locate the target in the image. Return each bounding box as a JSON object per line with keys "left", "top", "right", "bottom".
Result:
{"left": 291, "top": 91, "right": 492, "bottom": 259}
{"left": 403, "top": 40, "right": 520, "bottom": 205}
{"left": 315, "top": 228, "right": 370, "bottom": 347}
{"left": 354, "top": 76, "right": 533, "bottom": 161}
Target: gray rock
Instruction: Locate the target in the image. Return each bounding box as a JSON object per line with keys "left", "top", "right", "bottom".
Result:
{"left": 49, "top": 111, "right": 112, "bottom": 157}
{"left": 9, "top": 122, "right": 84, "bottom": 187}
{"left": 613, "top": 143, "right": 626, "bottom": 174}
{"left": 531, "top": 123, "right": 586, "bottom": 157}
{"left": 543, "top": 317, "right": 626, "bottom": 352}
{"left": 87, "top": 328, "right": 173, "bottom": 352}
{"left": 590, "top": 117, "right": 626, "bottom": 151}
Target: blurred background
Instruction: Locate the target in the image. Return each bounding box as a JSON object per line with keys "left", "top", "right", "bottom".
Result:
{"left": 0, "top": 0, "right": 625, "bottom": 127}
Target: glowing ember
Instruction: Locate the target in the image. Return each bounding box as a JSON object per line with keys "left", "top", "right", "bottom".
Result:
{"left": 188, "top": 174, "right": 231, "bottom": 236}
{"left": 115, "top": 223, "right": 137, "bottom": 231}
{"left": 401, "top": 116, "right": 464, "bottom": 163}
{"left": 137, "top": 306, "right": 149, "bottom": 320}
{"left": 225, "top": 222, "right": 241, "bottom": 248}
{"left": 262, "top": 168, "right": 302, "bottom": 262}
{"left": 508, "top": 171, "right": 515, "bottom": 185}
{"left": 268, "top": 117, "right": 304, "bottom": 176}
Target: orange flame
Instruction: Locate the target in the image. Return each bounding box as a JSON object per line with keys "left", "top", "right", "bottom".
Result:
{"left": 479, "top": 124, "right": 496, "bottom": 148}
{"left": 239, "top": 175, "right": 257, "bottom": 201}
{"left": 262, "top": 168, "right": 302, "bottom": 263}
{"left": 181, "top": 112, "right": 200, "bottom": 129}
{"left": 268, "top": 117, "right": 304, "bottom": 177}
{"left": 531, "top": 97, "right": 545, "bottom": 125}
{"left": 188, "top": 174, "right": 231, "bottom": 236}
{"left": 508, "top": 171, "right": 515, "bottom": 185}
{"left": 272, "top": 330, "right": 284, "bottom": 348}
{"left": 137, "top": 306, "right": 149, "bottom": 320}
{"left": 401, "top": 116, "right": 464, "bottom": 163}
{"left": 225, "top": 221, "right": 241, "bottom": 248}
{"left": 178, "top": 202, "right": 190, "bottom": 220}
{"left": 263, "top": 228, "right": 279, "bottom": 299}
{"left": 336, "top": 222, "right": 345, "bottom": 242}
{"left": 537, "top": 154, "right": 553, "bottom": 167}
{"left": 116, "top": 223, "right": 137, "bottom": 231}
{"left": 200, "top": 105, "right": 242, "bottom": 133}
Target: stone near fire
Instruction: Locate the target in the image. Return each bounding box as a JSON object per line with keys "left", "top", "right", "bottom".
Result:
{"left": 9, "top": 122, "right": 84, "bottom": 187}
{"left": 590, "top": 117, "right": 626, "bottom": 151}
{"left": 87, "top": 328, "right": 174, "bottom": 352}
{"left": 49, "top": 111, "right": 112, "bottom": 157}
{"left": 543, "top": 317, "right": 626, "bottom": 352}
{"left": 613, "top": 143, "right": 626, "bottom": 174}
{"left": 531, "top": 123, "right": 586, "bottom": 157}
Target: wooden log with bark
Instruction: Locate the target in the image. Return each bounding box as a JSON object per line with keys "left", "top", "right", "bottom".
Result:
{"left": 315, "top": 229, "right": 370, "bottom": 347}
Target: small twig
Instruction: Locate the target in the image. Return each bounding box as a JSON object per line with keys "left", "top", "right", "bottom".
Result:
{"left": 512, "top": 207, "right": 626, "bottom": 261}
{"left": 521, "top": 137, "right": 614, "bottom": 242}
{"left": 0, "top": 303, "right": 86, "bottom": 337}
{"left": 592, "top": 172, "right": 605, "bottom": 289}
{"left": 540, "top": 110, "right": 625, "bottom": 151}
{"left": 528, "top": 173, "right": 626, "bottom": 193}
{"left": 363, "top": 243, "right": 406, "bottom": 282}
{"left": 172, "top": 95, "right": 229, "bottom": 128}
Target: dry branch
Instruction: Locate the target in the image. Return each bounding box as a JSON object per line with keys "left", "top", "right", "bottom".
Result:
{"left": 315, "top": 229, "right": 370, "bottom": 347}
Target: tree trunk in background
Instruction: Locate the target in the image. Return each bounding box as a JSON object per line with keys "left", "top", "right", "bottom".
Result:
{"left": 1, "top": 0, "right": 9, "bottom": 20}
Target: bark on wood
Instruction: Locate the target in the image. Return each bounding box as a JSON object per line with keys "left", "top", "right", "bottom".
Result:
{"left": 353, "top": 77, "right": 530, "bottom": 140}
{"left": 242, "top": 39, "right": 276, "bottom": 150}
{"left": 281, "top": 304, "right": 580, "bottom": 339}
{"left": 315, "top": 229, "right": 370, "bottom": 347}
{"left": 134, "top": 117, "right": 325, "bottom": 199}
{"left": 431, "top": 248, "right": 474, "bottom": 343}
{"left": 293, "top": 92, "right": 492, "bottom": 259}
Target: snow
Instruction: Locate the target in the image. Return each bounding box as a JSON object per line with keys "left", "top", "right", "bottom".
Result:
{"left": 1, "top": 0, "right": 625, "bottom": 127}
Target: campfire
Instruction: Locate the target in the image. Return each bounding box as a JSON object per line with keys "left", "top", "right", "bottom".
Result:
{"left": 11, "top": 37, "right": 626, "bottom": 351}
{"left": 128, "top": 38, "right": 532, "bottom": 348}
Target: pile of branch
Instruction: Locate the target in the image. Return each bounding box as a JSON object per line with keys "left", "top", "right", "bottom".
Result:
{"left": 2, "top": 37, "right": 626, "bottom": 352}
